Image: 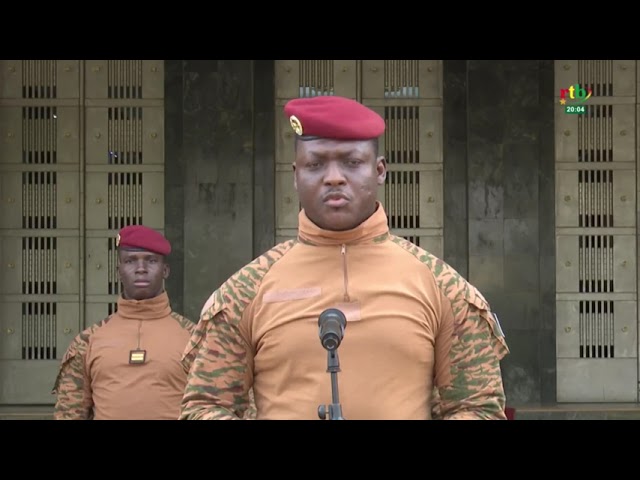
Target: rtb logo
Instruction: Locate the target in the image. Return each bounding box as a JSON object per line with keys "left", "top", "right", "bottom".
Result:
{"left": 559, "top": 84, "right": 592, "bottom": 105}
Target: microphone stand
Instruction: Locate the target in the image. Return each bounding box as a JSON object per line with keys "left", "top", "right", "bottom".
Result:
{"left": 318, "top": 349, "right": 345, "bottom": 420}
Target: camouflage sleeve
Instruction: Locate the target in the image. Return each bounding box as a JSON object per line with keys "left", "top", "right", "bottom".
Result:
{"left": 51, "top": 332, "right": 94, "bottom": 420}
{"left": 434, "top": 286, "right": 510, "bottom": 420}
{"left": 171, "top": 311, "right": 197, "bottom": 337}
{"left": 179, "top": 290, "right": 253, "bottom": 420}
{"left": 180, "top": 240, "right": 296, "bottom": 420}
{"left": 170, "top": 311, "right": 197, "bottom": 375}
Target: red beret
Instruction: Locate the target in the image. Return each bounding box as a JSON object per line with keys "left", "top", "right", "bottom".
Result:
{"left": 116, "top": 225, "right": 171, "bottom": 256}
{"left": 284, "top": 95, "right": 385, "bottom": 140}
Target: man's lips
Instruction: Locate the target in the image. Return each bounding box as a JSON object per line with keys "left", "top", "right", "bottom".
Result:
{"left": 323, "top": 192, "right": 349, "bottom": 207}
{"left": 134, "top": 281, "right": 150, "bottom": 287}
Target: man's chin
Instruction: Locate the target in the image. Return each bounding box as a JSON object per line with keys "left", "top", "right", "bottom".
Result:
{"left": 123, "top": 289, "right": 154, "bottom": 301}
{"left": 315, "top": 212, "right": 361, "bottom": 231}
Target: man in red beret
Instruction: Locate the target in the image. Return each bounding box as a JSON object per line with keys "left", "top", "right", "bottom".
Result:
{"left": 181, "top": 95, "right": 510, "bottom": 420}
{"left": 52, "top": 225, "right": 197, "bottom": 420}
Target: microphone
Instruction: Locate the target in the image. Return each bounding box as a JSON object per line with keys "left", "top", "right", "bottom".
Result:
{"left": 318, "top": 308, "right": 347, "bottom": 351}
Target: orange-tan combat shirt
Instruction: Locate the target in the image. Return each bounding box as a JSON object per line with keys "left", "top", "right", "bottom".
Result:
{"left": 181, "top": 203, "right": 510, "bottom": 420}
{"left": 52, "top": 291, "right": 195, "bottom": 420}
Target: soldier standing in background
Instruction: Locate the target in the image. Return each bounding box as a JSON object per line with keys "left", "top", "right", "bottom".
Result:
{"left": 52, "top": 225, "right": 195, "bottom": 420}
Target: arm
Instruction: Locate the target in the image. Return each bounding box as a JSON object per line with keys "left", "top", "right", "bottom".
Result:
{"left": 180, "top": 241, "right": 296, "bottom": 420}
{"left": 52, "top": 335, "right": 94, "bottom": 420}
{"left": 434, "top": 287, "right": 509, "bottom": 420}
{"left": 180, "top": 292, "right": 253, "bottom": 420}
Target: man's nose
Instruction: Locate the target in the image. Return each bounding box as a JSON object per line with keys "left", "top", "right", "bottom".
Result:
{"left": 135, "top": 261, "right": 147, "bottom": 273}
{"left": 323, "top": 162, "right": 346, "bottom": 185}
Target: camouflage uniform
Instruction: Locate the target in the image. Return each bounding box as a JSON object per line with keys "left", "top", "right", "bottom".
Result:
{"left": 53, "top": 293, "right": 196, "bottom": 420}
{"left": 180, "top": 205, "right": 509, "bottom": 420}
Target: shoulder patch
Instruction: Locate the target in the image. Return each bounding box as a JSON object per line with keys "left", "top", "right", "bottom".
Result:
{"left": 492, "top": 312, "right": 505, "bottom": 337}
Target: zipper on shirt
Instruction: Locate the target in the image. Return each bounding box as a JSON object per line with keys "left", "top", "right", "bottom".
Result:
{"left": 341, "top": 244, "right": 350, "bottom": 302}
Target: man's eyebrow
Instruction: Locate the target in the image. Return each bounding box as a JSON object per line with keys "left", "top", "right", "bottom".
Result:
{"left": 307, "top": 149, "right": 358, "bottom": 158}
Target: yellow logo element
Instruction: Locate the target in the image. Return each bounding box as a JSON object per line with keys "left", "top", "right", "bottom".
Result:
{"left": 289, "top": 115, "right": 303, "bottom": 135}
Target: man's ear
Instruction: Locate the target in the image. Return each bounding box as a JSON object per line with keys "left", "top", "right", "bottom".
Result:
{"left": 293, "top": 162, "right": 297, "bottom": 191}
{"left": 163, "top": 263, "right": 170, "bottom": 280}
{"left": 376, "top": 156, "right": 387, "bottom": 185}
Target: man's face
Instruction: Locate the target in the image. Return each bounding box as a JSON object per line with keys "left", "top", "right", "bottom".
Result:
{"left": 293, "top": 138, "right": 387, "bottom": 231}
{"left": 118, "top": 249, "right": 169, "bottom": 301}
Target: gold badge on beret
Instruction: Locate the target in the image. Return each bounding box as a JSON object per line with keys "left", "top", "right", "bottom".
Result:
{"left": 289, "top": 115, "right": 303, "bottom": 136}
{"left": 116, "top": 233, "right": 120, "bottom": 247}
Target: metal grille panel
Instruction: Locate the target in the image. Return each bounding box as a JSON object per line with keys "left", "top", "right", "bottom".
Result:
{"left": 86, "top": 106, "right": 163, "bottom": 165}
{"left": 1, "top": 61, "right": 79, "bottom": 100}
{"left": 22, "top": 237, "right": 57, "bottom": 295}
{"left": 380, "top": 102, "right": 442, "bottom": 253}
{"left": 22, "top": 61, "right": 57, "bottom": 99}
{"left": 299, "top": 60, "right": 334, "bottom": 97}
{"left": 22, "top": 302, "right": 57, "bottom": 359}
{"left": 386, "top": 171, "right": 420, "bottom": 229}
{"left": 579, "top": 235, "right": 613, "bottom": 293}
{"left": 579, "top": 300, "right": 614, "bottom": 358}
{"left": 107, "top": 172, "right": 143, "bottom": 229}
{"left": 385, "top": 106, "right": 419, "bottom": 163}
{"left": 108, "top": 107, "right": 143, "bottom": 164}
{"left": 362, "top": 60, "right": 441, "bottom": 100}
{"left": 578, "top": 170, "right": 613, "bottom": 227}
{"left": 384, "top": 60, "right": 419, "bottom": 98}
{"left": 275, "top": 60, "right": 356, "bottom": 100}
{"left": 556, "top": 104, "right": 634, "bottom": 165}
{"left": 22, "top": 172, "right": 57, "bottom": 228}
{"left": 107, "top": 60, "right": 143, "bottom": 99}
{"left": 577, "top": 60, "right": 613, "bottom": 97}
{"left": 22, "top": 107, "right": 57, "bottom": 164}
{"left": 578, "top": 105, "right": 613, "bottom": 162}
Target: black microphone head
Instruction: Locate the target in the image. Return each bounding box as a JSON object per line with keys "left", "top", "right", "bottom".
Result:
{"left": 318, "top": 308, "right": 347, "bottom": 328}
{"left": 318, "top": 308, "right": 347, "bottom": 351}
